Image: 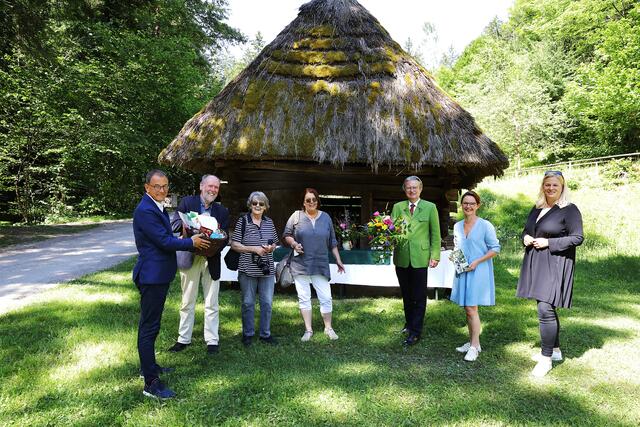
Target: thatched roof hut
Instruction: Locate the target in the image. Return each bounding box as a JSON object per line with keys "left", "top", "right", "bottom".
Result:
{"left": 159, "top": 0, "right": 508, "bottom": 244}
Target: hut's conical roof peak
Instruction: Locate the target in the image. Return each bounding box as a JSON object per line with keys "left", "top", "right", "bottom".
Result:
{"left": 159, "top": 0, "right": 508, "bottom": 182}
{"left": 297, "top": 0, "right": 382, "bottom": 30}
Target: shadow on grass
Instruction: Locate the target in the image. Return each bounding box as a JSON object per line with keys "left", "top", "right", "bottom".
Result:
{"left": 1, "top": 225, "right": 638, "bottom": 425}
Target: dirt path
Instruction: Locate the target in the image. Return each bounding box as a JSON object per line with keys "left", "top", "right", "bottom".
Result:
{"left": 0, "top": 220, "right": 136, "bottom": 314}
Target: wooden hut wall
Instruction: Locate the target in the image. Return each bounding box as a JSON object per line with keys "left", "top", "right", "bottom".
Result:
{"left": 216, "top": 161, "right": 459, "bottom": 247}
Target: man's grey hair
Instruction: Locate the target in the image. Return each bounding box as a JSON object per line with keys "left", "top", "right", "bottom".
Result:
{"left": 402, "top": 175, "right": 423, "bottom": 190}
{"left": 246, "top": 191, "right": 270, "bottom": 210}
{"left": 145, "top": 169, "right": 167, "bottom": 184}
{"left": 200, "top": 174, "right": 220, "bottom": 185}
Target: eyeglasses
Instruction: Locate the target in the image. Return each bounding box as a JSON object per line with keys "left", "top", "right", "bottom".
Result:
{"left": 251, "top": 201, "right": 265, "bottom": 207}
{"left": 149, "top": 184, "right": 169, "bottom": 191}
{"left": 544, "top": 170, "right": 563, "bottom": 177}
{"left": 462, "top": 202, "right": 477, "bottom": 206}
{"left": 304, "top": 198, "right": 317, "bottom": 203}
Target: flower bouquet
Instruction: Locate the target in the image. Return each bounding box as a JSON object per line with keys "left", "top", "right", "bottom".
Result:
{"left": 365, "top": 211, "right": 407, "bottom": 264}
{"left": 335, "top": 213, "right": 361, "bottom": 250}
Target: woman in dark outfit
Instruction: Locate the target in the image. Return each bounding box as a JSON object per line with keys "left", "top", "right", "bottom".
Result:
{"left": 517, "top": 171, "right": 583, "bottom": 377}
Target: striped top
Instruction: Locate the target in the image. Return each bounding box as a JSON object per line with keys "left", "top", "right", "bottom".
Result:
{"left": 231, "top": 214, "right": 279, "bottom": 277}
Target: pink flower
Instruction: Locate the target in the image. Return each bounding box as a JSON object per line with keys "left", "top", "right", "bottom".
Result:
{"left": 340, "top": 223, "right": 347, "bottom": 230}
{"left": 383, "top": 217, "right": 392, "bottom": 225}
{"left": 373, "top": 211, "right": 380, "bottom": 217}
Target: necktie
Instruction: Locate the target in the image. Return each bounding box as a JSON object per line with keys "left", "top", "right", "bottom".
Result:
{"left": 410, "top": 203, "right": 415, "bottom": 215}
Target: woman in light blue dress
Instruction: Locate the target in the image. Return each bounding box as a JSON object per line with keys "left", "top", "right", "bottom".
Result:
{"left": 450, "top": 191, "right": 500, "bottom": 362}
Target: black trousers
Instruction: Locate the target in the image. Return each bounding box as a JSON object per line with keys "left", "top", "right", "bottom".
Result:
{"left": 395, "top": 265, "right": 428, "bottom": 336}
{"left": 537, "top": 300, "right": 560, "bottom": 357}
{"left": 137, "top": 282, "right": 170, "bottom": 384}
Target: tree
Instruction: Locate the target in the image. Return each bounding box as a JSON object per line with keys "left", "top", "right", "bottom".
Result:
{"left": 0, "top": 0, "right": 243, "bottom": 222}
{"left": 436, "top": 0, "right": 639, "bottom": 165}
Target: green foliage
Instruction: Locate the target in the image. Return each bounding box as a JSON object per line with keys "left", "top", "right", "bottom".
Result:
{"left": 0, "top": 0, "right": 243, "bottom": 223}
{"left": 600, "top": 159, "right": 640, "bottom": 187}
{"left": 437, "top": 0, "right": 640, "bottom": 164}
{"left": 216, "top": 32, "right": 266, "bottom": 84}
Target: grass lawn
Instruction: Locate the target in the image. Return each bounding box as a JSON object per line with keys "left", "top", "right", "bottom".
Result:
{"left": 1, "top": 171, "right": 639, "bottom": 426}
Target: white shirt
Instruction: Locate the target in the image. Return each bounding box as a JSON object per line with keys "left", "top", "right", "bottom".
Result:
{"left": 146, "top": 193, "right": 164, "bottom": 212}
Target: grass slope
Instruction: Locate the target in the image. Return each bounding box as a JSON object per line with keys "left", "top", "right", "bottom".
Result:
{"left": 1, "top": 169, "right": 638, "bottom": 426}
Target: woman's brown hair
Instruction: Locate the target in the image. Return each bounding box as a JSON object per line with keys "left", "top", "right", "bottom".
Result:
{"left": 460, "top": 190, "right": 481, "bottom": 205}
{"left": 302, "top": 188, "right": 321, "bottom": 210}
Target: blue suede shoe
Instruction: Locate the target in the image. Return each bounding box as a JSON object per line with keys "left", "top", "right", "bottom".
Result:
{"left": 143, "top": 378, "right": 176, "bottom": 400}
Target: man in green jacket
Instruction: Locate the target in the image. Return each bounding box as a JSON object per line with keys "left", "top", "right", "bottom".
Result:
{"left": 391, "top": 176, "right": 441, "bottom": 346}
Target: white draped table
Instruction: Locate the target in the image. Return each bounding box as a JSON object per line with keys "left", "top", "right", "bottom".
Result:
{"left": 219, "top": 247, "right": 455, "bottom": 289}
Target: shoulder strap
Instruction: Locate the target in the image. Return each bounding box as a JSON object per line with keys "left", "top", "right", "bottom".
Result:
{"left": 239, "top": 214, "right": 247, "bottom": 244}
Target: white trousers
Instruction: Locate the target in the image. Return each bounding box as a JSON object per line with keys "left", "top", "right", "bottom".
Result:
{"left": 177, "top": 256, "right": 220, "bottom": 345}
{"left": 294, "top": 274, "right": 333, "bottom": 314}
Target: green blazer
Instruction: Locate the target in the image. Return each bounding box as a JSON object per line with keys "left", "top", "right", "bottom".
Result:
{"left": 391, "top": 199, "right": 441, "bottom": 268}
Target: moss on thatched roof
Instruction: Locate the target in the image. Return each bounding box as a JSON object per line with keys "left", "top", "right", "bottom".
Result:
{"left": 159, "top": 0, "right": 508, "bottom": 178}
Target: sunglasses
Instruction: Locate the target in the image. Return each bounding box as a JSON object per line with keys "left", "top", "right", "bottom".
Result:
{"left": 304, "top": 198, "right": 317, "bottom": 203}
{"left": 251, "top": 201, "right": 265, "bottom": 207}
{"left": 544, "top": 170, "right": 563, "bottom": 177}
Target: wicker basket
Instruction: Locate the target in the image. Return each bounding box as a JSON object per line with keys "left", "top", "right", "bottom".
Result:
{"left": 195, "top": 231, "right": 228, "bottom": 257}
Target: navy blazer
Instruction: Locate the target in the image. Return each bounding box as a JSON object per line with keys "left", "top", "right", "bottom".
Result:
{"left": 132, "top": 194, "right": 194, "bottom": 285}
{"left": 170, "top": 194, "right": 230, "bottom": 280}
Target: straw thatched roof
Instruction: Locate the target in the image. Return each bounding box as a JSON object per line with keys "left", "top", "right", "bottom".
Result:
{"left": 159, "top": 0, "right": 508, "bottom": 177}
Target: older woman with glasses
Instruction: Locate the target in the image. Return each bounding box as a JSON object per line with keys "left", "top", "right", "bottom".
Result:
{"left": 517, "top": 171, "right": 583, "bottom": 377}
{"left": 283, "top": 188, "right": 345, "bottom": 342}
{"left": 230, "top": 192, "right": 278, "bottom": 346}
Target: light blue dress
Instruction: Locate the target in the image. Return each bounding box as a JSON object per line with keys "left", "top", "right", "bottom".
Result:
{"left": 450, "top": 218, "right": 501, "bottom": 307}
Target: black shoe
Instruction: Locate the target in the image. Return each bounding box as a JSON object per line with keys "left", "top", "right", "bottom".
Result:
{"left": 259, "top": 335, "right": 278, "bottom": 345}
{"left": 207, "top": 344, "right": 219, "bottom": 354}
{"left": 143, "top": 378, "right": 176, "bottom": 400}
{"left": 167, "top": 342, "right": 189, "bottom": 352}
{"left": 400, "top": 327, "right": 409, "bottom": 334}
{"left": 241, "top": 335, "right": 253, "bottom": 347}
{"left": 139, "top": 365, "right": 175, "bottom": 379}
{"left": 403, "top": 334, "right": 420, "bottom": 346}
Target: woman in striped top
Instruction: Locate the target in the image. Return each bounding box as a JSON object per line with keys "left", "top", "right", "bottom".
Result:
{"left": 230, "top": 191, "right": 279, "bottom": 346}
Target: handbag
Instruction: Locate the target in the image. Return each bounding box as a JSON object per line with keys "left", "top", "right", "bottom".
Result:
{"left": 276, "top": 211, "right": 301, "bottom": 288}
{"left": 224, "top": 215, "right": 247, "bottom": 271}
{"left": 275, "top": 250, "right": 295, "bottom": 288}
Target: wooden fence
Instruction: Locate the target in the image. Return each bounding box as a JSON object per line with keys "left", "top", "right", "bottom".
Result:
{"left": 501, "top": 152, "right": 640, "bottom": 179}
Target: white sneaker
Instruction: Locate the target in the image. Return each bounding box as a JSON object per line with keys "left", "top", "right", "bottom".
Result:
{"left": 456, "top": 342, "right": 482, "bottom": 353}
{"left": 531, "top": 350, "right": 563, "bottom": 362}
{"left": 301, "top": 330, "right": 313, "bottom": 342}
{"left": 464, "top": 346, "right": 479, "bottom": 362}
{"left": 531, "top": 357, "right": 553, "bottom": 377}
{"left": 324, "top": 328, "right": 339, "bottom": 340}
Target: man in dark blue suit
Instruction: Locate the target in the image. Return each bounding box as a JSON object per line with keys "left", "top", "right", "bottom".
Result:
{"left": 167, "top": 174, "right": 229, "bottom": 355}
{"left": 133, "top": 169, "right": 210, "bottom": 399}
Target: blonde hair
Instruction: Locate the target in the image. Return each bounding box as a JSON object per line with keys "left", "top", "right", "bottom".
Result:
{"left": 535, "top": 174, "right": 570, "bottom": 208}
